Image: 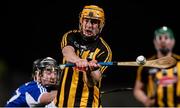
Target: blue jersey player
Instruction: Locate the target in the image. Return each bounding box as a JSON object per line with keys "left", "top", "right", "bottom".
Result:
{"left": 5, "top": 57, "right": 60, "bottom": 107}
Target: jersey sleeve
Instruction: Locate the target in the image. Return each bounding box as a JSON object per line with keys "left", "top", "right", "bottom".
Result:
{"left": 136, "top": 66, "right": 144, "bottom": 82}
{"left": 97, "top": 51, "right": 112, "bottom": 73}
{"left": 60, "top": 30, "right": 75, "bottom": 50}
{"left": 136, "top": 66, "right": 149, "bottom": 84}
{"left": 27, "top": 82, "right": 47, "bottom": 104}
{"left": 96, "top": 38, "right": 112, "bottom": 73}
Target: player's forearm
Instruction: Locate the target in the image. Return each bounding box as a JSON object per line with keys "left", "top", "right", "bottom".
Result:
{"left": 90, "top": 70, "right": 102, "bottom": 82}
{"left": 40, "top": 91, "right": 57, "bottom": 105}
{"left": 85, "top": 69, "right": 102, "bottom": 87}
{"left": 87, "top": 60, "right": 101, "bottom": 82}
{"left": 134, "top": 89, "right": 151, "bottom": 106}
{"left": 62, "top": 46, "right": 80, "bottom": 63}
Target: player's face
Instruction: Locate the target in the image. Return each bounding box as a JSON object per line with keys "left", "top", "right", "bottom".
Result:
{"left": 154, "top": 33, "right": 175, "bottom": 54}
{"left": 41, "top": 65, "right": 58, "bottom": 86}
{"left": 81, "top": 18, "right": 100, "bottom": 37}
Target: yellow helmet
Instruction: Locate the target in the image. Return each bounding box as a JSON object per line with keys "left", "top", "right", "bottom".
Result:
{"left": 79, "top": 5, "right": 105, "bottom": 32}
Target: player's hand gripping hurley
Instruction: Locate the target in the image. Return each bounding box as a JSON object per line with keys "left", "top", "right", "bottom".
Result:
{"left": 59, "top": 56, "right": 177, "bottom": 69}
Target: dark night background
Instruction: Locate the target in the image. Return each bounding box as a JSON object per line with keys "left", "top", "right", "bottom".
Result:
{"left": 0, "top": 0, "right": 179, "bottom": 106}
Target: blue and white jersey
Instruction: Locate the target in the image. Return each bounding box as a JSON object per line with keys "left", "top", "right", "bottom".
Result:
{"left": 5, "top": 81, "right": 47, "bottom": 107}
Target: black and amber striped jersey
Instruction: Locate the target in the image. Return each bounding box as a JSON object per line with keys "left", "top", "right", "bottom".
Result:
{"left": 136, "top": 54, "right": 180, "bottom": 107}
{"left": 55, "top": 30, "right": 112, "bottom": 107}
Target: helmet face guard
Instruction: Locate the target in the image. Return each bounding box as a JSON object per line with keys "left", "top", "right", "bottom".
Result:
{"left": 79, "top": 5, "right": 105, "bottom": 34}
{"left": 33, "top": 57, "right": 60, "bottom": 87}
